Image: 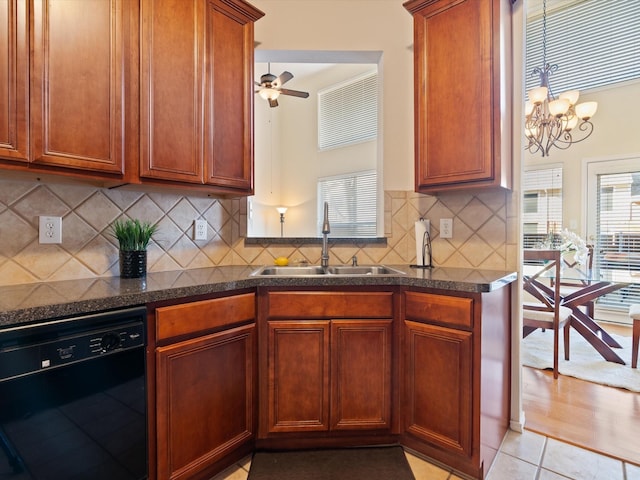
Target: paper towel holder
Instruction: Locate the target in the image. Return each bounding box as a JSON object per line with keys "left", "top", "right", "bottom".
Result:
{"left": 410, "top": 218, "right": 433, "bottom": 269}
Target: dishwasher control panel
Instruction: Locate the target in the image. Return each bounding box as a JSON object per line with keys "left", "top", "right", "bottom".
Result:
{"left": 0, "top": 306, "right": 147, "bottom": 382}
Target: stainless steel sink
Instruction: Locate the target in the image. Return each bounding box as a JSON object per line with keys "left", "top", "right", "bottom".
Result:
{"left": 327, "top": 265, "right": 405, "bottom": 276}
{"left": 252, "top": 266, "right": 327, "bottom": 276}
{"left": 250, "top": 265, "right": 405, "bottom": 277}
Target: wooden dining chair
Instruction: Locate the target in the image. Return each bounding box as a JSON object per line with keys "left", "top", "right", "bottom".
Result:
{"left": 523, "top": 249, "right": 574, "bottom": 378}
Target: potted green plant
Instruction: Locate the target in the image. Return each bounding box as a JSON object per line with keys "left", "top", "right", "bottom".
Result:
{"left": 110, "top": 219, "right": 159, "bottom": 278}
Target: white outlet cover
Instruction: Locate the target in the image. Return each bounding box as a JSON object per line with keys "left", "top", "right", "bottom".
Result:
{"left": 39, "top": 216, "right": 62, "bottom": 244}
{"left": 440, "top": 218, "right": 453, "bottom": 239}
{"left": 194, "top": 219, "right": 207, "bottom": 240}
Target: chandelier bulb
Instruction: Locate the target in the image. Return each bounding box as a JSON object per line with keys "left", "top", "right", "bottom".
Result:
{"left": 575, "top": 101, "right": 598, "bottom": 120}
{"left": 528, "top": 86, "right": 548, "bottom": 105}
{"left": 549, "top": 98, "right": 570, "bottom": 117}
{"left": 559, "top": 90, "right": 580, "bottom": 106}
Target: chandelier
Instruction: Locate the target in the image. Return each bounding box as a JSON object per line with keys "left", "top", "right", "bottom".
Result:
{"left": 524, "top": 0, "right": 598, "bottom": 157}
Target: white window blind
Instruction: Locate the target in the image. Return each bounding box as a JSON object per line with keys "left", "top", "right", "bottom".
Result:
{"left": 317, "top": 170, "right": 377, "bottom": 237}
{"left": 318, "top": 71, "right": 378, "bottom": 150}
{"left": 522, "top": 167, "right": 563, "bottom": 248}
{"left": 526, "top": 1, "right": 640, "bottom": 93}
{"left": 595, "top": 171, "right": 640, "bottom": 310}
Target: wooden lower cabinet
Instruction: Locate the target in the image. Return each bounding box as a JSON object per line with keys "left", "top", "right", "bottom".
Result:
{"left": 403, "top": 321, "right": 473, "bottom": 455}
{"left": 147, "top": 286, "right": 510, "bottom": 479}
{"left": 402, "top": 288, "right": 511, "bottom": 479}
{"left": 153, "top": 293, "right": 256, "bottom": 480}
{"left": 265, "top": 319, "right": 393, "bottom": 434}
{"left": 259, "top": 289, "right": 397, "bottom": 441}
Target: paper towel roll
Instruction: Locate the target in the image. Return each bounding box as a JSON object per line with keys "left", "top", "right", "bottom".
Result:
{"left": 415, "top": 219, "right": 430, "bottom": 266}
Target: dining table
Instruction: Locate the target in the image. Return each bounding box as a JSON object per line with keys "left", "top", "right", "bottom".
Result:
{"left": 523, "top": 249, "right": 632, "bottom": 364}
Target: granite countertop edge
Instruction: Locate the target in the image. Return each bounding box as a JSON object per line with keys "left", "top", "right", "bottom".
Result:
{"left": 0, "top": 265, "right": 517, "bottom": 327}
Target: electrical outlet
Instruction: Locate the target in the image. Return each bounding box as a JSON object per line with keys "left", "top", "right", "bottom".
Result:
{"left": 194, "top": 219, "right": 207, "bottom": 241}
{"left": 39, "top": 216, "right": 62, "bottom": 244}
{"left": 440, "top": 218, "right": 453, "bottom": 239}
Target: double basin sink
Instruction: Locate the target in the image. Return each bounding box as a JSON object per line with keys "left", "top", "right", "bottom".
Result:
{"left": 251, "top": 265, "right": 406, "bottom": 277}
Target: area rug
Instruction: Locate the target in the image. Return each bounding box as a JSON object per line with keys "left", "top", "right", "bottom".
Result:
{"left": 247, "top": 446, "right": 415, "bottom": 480}
{"left": 522, "top": 329, "right": 640, "bottom": 392}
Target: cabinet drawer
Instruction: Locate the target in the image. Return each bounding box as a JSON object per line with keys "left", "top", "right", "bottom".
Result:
{"left": 156, "top": 292, "right": 255, "bottom": 340}
{"left": 404, "top": 292, "right": 473, "bottom": 328}
{"left": 267, "top": 291, "right": 394, "bottom": 319}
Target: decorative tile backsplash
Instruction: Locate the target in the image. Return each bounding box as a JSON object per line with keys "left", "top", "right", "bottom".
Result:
{"left": 0, "top": 178, "right": 517, "bottom": 286}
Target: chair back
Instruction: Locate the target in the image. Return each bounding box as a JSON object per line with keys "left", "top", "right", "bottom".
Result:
{"left": 559, "top": 244, "right": 594, "bottom": 287}
{"left": 523, "top": 249, "right": 564, "bottom": 330}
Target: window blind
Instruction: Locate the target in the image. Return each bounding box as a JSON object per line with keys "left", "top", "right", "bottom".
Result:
{"left": 526, "top": 1, "right": 640, "bottom": 93}
{"left": 318, "top": 71, "right": 378, "bottom": 150}
{"left": 317, "top": 170, "right": 377, "bottom": 237}
{"left": 522, "top": 167, "right": 563, "bottom": 248}
{"left": 595, "top": 171, "right": 640, "bottom": 310}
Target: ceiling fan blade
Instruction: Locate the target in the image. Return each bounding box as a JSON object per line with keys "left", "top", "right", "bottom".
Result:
{"left": 273, "top": 71, "right": 294, "bottom": 88}
{"left": 279, "top": 88, "right": 309, "bottom": 98}
{"left": 268, "top": 98, "right": 279, "bottom": 108}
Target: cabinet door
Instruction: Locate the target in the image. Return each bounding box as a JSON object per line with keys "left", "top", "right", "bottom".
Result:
{"left": 331, "top": 320, "right": 392, "bottom": 431}
{"left": 407, "top": 0, "right": 507, "bottom": 192}
{"left": 205, "top": 0, "right": 257, "bottom": 191}
{"left": 156, "top": 324, "right": 255, "bottom": 480}
{"left": 404, "top": 320, "right": 472, "bottom": 458}
{"left": 140, "top": 0, "right": 204, "bottom": 184}
{"left": 140, "top": 0, "right": 262, "bottom": 191}
{"left": 0, "top": 0, "right": 28, "bottom": 163}
{"left": 30, "top": 0, "right": 127, "bottom": 174}
{"left": 267, "top": 320, "right": 330, "bottom": 433}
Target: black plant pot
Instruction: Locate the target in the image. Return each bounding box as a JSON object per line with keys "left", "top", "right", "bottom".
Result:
{"left": 119, "top": 250, "right": 147, "bottom": 278}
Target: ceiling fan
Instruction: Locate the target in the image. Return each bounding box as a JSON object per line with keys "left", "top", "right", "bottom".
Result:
{"left": 255, "top": 68, "right": 309, "bottom": 108}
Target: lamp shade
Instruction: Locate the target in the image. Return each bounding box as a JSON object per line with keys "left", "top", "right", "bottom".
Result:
{"left": 259, "top": 88, "right": 281, "bottom": 101}
{"left": 524, "top": 101, "right": 534, "bottom": 117}
{"left": 528, "top": 86, "right": 548, "bottom": 104}
{"left": 575, "top": 101, "right": 598, "bottom": 120}
{"left": 548, "top": 98, "right": 570, "bottom": 117}
{"left": 559, "top": 90, "right": 580, "bottom": 106}
{"left": 276, "top": 207, "right": 288, "bottom": 215}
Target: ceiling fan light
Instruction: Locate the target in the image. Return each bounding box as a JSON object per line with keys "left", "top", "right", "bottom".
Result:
{"left": 259, "top": 88, "right": 281, "bottom": 101}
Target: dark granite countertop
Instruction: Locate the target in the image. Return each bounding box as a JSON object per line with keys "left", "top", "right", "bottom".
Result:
{"left": 0, "top": 265, "right": 517, "bottom": 327}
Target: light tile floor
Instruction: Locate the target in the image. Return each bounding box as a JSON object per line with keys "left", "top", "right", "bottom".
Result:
{"left": 210, "top": 430, "right": 640, "bottom": 480}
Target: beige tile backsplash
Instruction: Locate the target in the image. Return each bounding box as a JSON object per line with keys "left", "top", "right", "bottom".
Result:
{"left": 0, "top": 178, "right": 517, "bottom": 286}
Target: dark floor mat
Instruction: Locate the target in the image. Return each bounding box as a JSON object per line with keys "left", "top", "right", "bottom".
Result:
{"left": 247, "top": 446, "right": 415, "bottom": 480}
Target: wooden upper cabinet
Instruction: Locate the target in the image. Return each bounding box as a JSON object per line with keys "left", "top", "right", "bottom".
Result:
{"left": 404, "top": 0, "right": 512, "bottom": 193}
{"left": 0, "top": 0, "right": 29, "bottom": 163}
{"left": 140, "top": 0, "right": 263, "bottom": 193}
{"left": 30, "top": 0, "right": 129, "bottom": 174}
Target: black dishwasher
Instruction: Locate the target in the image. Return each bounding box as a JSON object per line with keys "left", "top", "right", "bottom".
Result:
{"left": 0, "top": 306, "right": 147, "bottom": 480}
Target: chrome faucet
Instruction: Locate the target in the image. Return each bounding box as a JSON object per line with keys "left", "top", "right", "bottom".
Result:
{"left": 321, "top": 202, "right": 330, "bottom": 268}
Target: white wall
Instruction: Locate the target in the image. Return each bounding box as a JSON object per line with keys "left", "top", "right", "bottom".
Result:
{"left": 251, "top": 0, "right": 415, "bottom": 193}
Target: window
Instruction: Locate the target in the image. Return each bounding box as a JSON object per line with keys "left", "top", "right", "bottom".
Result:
{"left": 523, "top": 193, "right": 539, "bottom": 214}
{"left": 526, "top": 1, "right": 640, "bottom": 93}
{"left": 318, "top": 71, "right": 378, "bottom": 150}
{"left": 522, "top": 167, "right": 563, "bottom": 248}
{"left": 317, "top": 170, "right": 376, "bottom": 237}
{"left": 587, "top": 159, "right": 640, "bottom": 314}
